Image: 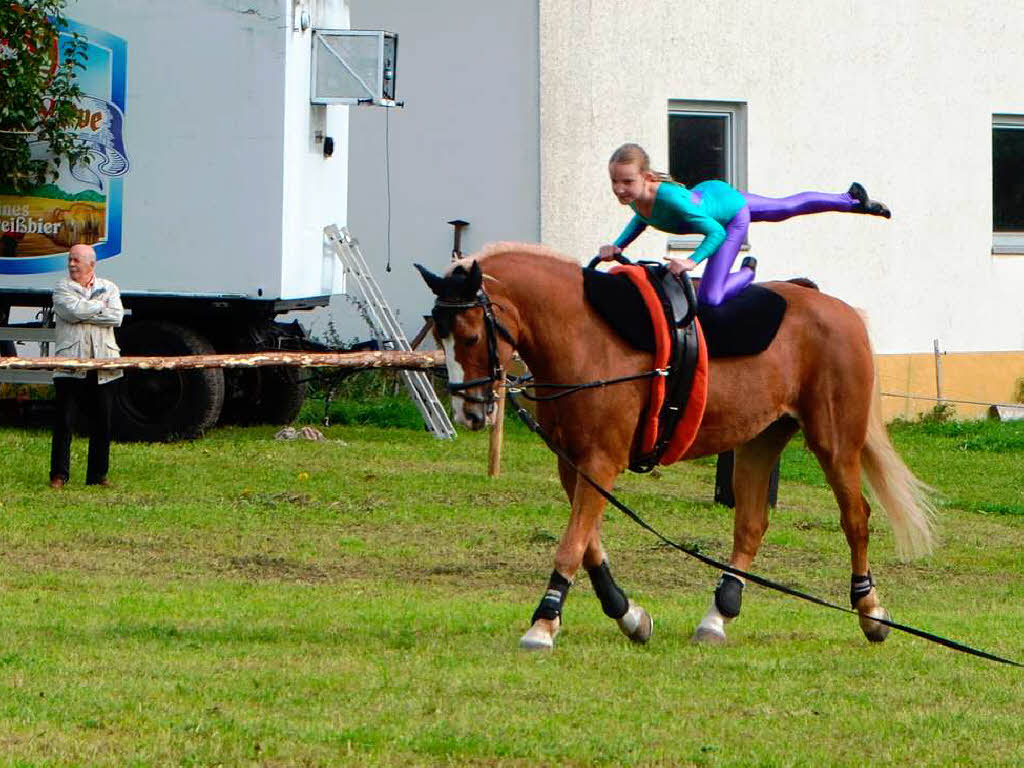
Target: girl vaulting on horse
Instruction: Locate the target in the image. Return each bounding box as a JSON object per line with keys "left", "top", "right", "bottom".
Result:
{"left": 598, "top": 143, "right": 891, "bottom": 306}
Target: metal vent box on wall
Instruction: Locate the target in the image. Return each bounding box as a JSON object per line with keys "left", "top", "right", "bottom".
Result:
{"left": 311, "top": 29, "right": 398, "bottom": 106}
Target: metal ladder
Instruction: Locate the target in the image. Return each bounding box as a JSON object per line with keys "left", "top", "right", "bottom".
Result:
{"left": 324, "top": 224, "right": 456, "bottom": 439}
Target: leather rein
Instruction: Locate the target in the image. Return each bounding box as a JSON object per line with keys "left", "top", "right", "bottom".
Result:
{"left": 433, "top": 288, "right": 663, "bottom": 405}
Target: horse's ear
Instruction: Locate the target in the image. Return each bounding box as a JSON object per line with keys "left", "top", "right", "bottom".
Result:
{"left": 414, "top": 263, "right": 446, "bottom": 296}
{"left": 465, "top": 260, "right": 483, "bottom": 296}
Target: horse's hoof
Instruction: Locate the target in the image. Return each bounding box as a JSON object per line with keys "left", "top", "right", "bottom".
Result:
{"left": 859, "top": 607, "right": 891, "bottom": 643}
{"left": 616, "top": 603, "right": 653, "bottom": 644}
{"left": 692, "top": 624, "right": 728, "bottom": 646}
{"left": 519, "top": 619, "right": 558, "bottom": 651}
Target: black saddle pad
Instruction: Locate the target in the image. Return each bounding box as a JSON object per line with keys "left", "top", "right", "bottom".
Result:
{"left": 695, "top": 283, "right": 787, "bottom": 357}
{"left": 582, "top": 268, "right": 787, "bottom": 358}
{"left": 582, "top": 268, "right": 657, "bottom": 352}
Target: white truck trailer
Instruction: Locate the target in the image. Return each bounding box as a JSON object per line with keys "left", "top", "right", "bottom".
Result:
{"left": 0, "top": 0, "right": 399, "bottom": 440}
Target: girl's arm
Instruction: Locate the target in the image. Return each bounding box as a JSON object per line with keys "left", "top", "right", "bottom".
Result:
{"left": 612, "top": 215, "right": 647, "bottom": 250}
{"left": 688, "top": 216, "right": 727, "bottom": 264}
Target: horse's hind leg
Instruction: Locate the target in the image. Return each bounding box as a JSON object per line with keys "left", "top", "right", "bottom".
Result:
{"left": 813, "top": 450, "right": 891, "bottom": 642}
{"left": 694, "top": 418, "right": 798, "bottom": 645}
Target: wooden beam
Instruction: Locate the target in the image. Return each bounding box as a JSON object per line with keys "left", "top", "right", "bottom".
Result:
{"left": 0, "top": 349, "right": 445, "bottom": 372}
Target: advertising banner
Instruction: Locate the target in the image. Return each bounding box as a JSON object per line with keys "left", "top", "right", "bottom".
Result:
{"left": 0, "top": 18, "right": 128, "bottom": 275}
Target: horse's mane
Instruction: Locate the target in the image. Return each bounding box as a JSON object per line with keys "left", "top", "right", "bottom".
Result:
{"left": 447, "top": 241, "right": 577, "bottom": 276}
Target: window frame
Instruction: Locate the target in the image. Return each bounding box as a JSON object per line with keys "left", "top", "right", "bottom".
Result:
{"left": 992, "top": 113, "right": 1024, "bottom": 255}
{"left": 666, "top": 100, "right": 748, "bottom": 253}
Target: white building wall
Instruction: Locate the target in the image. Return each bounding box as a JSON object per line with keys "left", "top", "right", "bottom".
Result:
{"left": 322, "top": 0, "right": 540, "bottom": 343}
{"left": 540, "top": 0, "right": 1024, "bottom": 354}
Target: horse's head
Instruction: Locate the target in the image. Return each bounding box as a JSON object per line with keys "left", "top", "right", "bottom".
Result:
{"left": 415, "top": 260, "right": 517, "bottom": 431}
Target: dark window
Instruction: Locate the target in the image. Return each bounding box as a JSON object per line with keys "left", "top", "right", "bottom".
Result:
{"left": 668, "top": 112, "right": 730, "bottom": 188}
{"left": 994, "top": 124, "right": 1024, "bottom": 231}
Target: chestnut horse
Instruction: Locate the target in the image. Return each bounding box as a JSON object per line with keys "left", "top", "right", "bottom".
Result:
{"left": 417, "top": 243, "right": 935, "bottom": 651}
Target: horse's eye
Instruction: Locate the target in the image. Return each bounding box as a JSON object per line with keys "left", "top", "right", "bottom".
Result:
{"left": 462, "top": 334, "right": 480, "bottom": 347}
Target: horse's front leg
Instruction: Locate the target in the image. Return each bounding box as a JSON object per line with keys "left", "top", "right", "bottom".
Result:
{"left": 520, "top": 456, "right": 645, "bottom": 650}
{"left": 585, "top": 541, "right": 654, "bottom": 645}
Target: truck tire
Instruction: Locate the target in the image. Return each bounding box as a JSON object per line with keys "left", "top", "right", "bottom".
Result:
{"left": 112, "top": 321, "right": 224, "bottom": 441}
{"left": 221, "top": 365, "right": 306, "bottom": 426}
{"left": 256, "top": 365, "right": 307, "bottom": 424}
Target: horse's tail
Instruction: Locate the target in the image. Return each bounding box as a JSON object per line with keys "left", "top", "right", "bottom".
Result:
{"left": 861, "top": 375, "right": 937, "bottom": 560}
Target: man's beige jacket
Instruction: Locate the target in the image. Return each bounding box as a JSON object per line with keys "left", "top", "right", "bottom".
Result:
{"left": 51, "top": 276, "right": 124, "bottom": 384}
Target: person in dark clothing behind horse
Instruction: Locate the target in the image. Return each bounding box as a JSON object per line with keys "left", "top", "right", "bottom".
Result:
{"left": 49, "top": 243, "right": 123, "bottom": 488}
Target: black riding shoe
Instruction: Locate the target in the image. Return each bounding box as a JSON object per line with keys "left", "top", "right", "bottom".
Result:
{"left": 740, "top": 255, "right": 757, "bottom": 272}
{"left": 848, "top": 182, "right": 892, "bottom": 219}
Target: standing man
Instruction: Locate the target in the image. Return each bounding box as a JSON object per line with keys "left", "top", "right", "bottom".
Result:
{"left": 49, "top": 243, "right": 124, "bottom": 488}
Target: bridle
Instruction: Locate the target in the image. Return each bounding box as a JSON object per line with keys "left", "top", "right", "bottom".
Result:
{"left": 432, "top": 288, "right": 515, "bottom": 407}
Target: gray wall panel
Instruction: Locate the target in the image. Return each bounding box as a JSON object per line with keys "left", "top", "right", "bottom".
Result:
{"left": 319, "top": 0, "right": 540, "bottom": 344}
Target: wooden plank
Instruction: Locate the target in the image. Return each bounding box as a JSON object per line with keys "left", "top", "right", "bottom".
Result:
{"left": 0, "top": 328, "right": 55, "bottom": 342}
{"left": 988, "top": 404, "right": 1024, "bottom": 421}
{"left": 0, "top": 370, "right": 54, "bottom": 384}
{"left": 0, "top": 349, "right": 445, "bottom": 372}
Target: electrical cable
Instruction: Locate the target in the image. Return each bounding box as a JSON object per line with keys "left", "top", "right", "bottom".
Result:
{"left": 385, "top": 106, "right": 392, "bottom": 273}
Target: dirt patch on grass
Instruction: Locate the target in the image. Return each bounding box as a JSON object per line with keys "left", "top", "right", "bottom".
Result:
{"left": 222, "top": 554, "right": 329, "bottom": 583}
{"left": 237, "top": 491, "right": 316, "bottom": 507}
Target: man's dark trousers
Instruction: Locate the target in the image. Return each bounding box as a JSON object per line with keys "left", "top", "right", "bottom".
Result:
{"left": 50, "top": 371, "right": 116, "bottom": 484}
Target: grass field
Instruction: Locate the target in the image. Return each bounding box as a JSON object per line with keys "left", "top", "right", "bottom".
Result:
{"left": 1, "top": 410, "right": 1023, "bottom": 766}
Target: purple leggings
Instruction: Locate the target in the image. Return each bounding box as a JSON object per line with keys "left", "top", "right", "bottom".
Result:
{"left": 698, "top": 190, "right": 856, "bottom": 306}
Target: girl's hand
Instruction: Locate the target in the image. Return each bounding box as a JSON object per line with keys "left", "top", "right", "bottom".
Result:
{"left": 666, "top": 257, "right": 697, "bottom": 275}
{"left": 597, "top": 245, "right": 622, "bottom": 261}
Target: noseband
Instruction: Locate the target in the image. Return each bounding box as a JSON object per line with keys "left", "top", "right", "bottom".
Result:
{"left": 433, "top": 289, "right": 515, "bottom": 406}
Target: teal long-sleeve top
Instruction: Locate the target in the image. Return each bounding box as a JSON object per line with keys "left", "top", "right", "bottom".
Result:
{"left": 613, "top": 180, "right": 747, "bottom": 264}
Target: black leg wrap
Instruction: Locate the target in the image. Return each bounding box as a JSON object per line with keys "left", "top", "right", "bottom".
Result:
{"left": 714, "top": 573, "right": 744, "bottom": 619}
{"left": 850, "top": 571, "right": 874, "bottom": 608}
{"left": 531, "top": 570, "right": 572, "bottom": 624}
{"left": 586, "top": 560, "right": 629, "bottom": 620}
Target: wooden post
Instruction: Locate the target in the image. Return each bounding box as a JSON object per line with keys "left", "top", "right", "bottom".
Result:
{"left": 933, "top": 338, "right": 944, "bottom": 405}
{"left": 448, "top": 219, "right": 469, "bottom": 261}
{"left": 409, "top": 316, "right": 433, "bottom": 350}
{"left": 488, "top": 383, "right": 507, "bottom": 477}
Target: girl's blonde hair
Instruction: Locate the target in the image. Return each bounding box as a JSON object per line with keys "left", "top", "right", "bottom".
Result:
{"left": 608, "top": 143, "right": 676, "bottom": 183}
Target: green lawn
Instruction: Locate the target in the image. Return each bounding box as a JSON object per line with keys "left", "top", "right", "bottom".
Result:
{"left": 1, "top": 417, "right": 1023, "bottom": 766}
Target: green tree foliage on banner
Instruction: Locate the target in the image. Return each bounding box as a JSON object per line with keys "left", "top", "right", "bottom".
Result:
{"left": 0, "top": 1, "right": 88, "bottom": 191}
